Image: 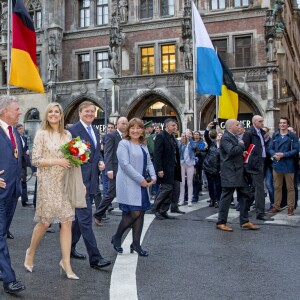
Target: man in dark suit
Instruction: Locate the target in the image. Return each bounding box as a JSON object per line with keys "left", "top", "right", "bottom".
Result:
{"left": 216, "top": 119, "right": 259, "bottom": 232}
{"left": 0, "top": 95, "right": 26, "bottom": 294}
{"left": 68, "top": 101, "right": 111, "bottom": 270}
{"left": 243, "top": 115, "right": 273, "bottom": 221}
{"left": 15, "top": 123, "right": 32, "bottom": 207}
{"left": 94, "top": 117, "right": 128, "bottom": 225}
{"left": 152, "top": 118, "right": 182, "bottom": 220}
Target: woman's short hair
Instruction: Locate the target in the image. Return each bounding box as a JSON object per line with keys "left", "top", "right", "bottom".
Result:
{"left": 124, "top": 118, "right": 147, "bottom": 144}
{"left": 41, "top": 102, "right": 65, "bottom": 134}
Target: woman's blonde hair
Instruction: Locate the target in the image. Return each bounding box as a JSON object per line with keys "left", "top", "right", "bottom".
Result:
{"left": 41, "top": 102, "right": 65, "bottom": 134}
{"left": 124, "top": 118, "right": 146, "bottom": 144}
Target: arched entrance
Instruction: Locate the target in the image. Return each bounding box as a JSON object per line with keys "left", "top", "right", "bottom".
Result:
{"left": 64, "top": 98, "right": 105, "bottom": 132}
{"left": 199, "top": 93, "right": 262, "bottom": 130}
{"left": 127, "top": 92, "right": 181, "bottom": 131}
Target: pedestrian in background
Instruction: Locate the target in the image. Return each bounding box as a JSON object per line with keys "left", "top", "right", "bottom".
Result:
{"left": 111, "top": 118, "right": 156, "bottom": 256}
{"left": 25, "top": 102, "right": 78, "bottom": 279}
{"left": 203, "top": 122, "right": 221, "bottom": 208}
{"left": 178, "top": 130, "right": 197, "bottom": 207}
{"left": 269, "top": 118, "right": 299, "bottom": 216}
{"left": 152, "top": 118, "right": 182, "bottom": 219}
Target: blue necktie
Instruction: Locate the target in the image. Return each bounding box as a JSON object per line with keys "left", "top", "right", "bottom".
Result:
{"left": 87, "top": 126, "right": 96, "bottom": 147}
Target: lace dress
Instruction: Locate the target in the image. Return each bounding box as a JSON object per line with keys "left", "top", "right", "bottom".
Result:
{"left": 32, "top": 130, "right": 75, "bottom": 224}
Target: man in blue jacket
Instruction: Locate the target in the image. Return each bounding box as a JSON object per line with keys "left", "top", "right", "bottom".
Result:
{"left": 68, "top": 101, "right": 111, "bottom": 269}
{"left": 269, "top": 117, "right": 299, "bottom": 216}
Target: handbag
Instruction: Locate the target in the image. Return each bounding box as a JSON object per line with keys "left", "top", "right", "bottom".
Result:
{"left": 63, "top": 167, "right": 87, "bottom": 208}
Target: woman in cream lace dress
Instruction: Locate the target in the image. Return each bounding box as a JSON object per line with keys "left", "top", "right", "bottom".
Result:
{"left": 24, "top": 102, "right": 79, "bottom": 280}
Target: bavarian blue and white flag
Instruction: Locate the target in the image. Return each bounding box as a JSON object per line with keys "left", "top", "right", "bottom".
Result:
{"left": 192, "top": 2, "right": 223, "bottom": 95}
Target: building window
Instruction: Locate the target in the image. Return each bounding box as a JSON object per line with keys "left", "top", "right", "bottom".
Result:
{"left": 2, "top": 61, "right": 7, "bottom": 85}
{"left": 28, "top": 0, "right": 42, "bottom": 30}
{"left": 212, "top": 39, "right": 227, "bottom": 64}
{"left": 78, "top": 54, "right": 90, "bottom": 79}
{"left": 96, "top": 52, "right": 109, "bottom": 78}
{"left": 235, "top": 36, "right": 251, "bottom": 67}
{"left": 36, "top": 53, "right": 41, "bottom": 74}
{"left": 211, "top": 0, "right": 225, "bottom": 10}
{"left": 96, "top": 0, "right": 108, "bottom": 25}
{"left": 161, "top": 44, "right": 176, "bottom": 73}
{"left": 161, "top": 0, "right": 174, "bottom": 16}
{"left": 141, "top": 46, "right": 155, "bottom": 75}
{"left": 79, "top": 0, "right": 90, "bottom": 27}
{"left": 140, "top": 0, "right": 153, "bottom": 19}
{"left": 234, "top": 0, "right": 249, "bottom": 7}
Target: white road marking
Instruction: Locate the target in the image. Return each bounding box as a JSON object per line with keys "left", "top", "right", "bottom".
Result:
{"left": 265, "top": 209, "right": 300, "bottom": 226}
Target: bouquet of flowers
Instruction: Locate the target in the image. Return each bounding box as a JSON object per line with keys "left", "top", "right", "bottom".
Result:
{"left": 60, "top": 136, "right": 91, "bottom": 167}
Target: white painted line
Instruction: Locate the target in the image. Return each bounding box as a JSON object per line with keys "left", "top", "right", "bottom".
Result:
{"left": 265, "top": 210, "right": 300, "bottom": 226}
{"left": 110, "top": 214, "right": 155, "bottom": 300}
{"left": 206, "top": 209, "right": 239, "bottom": 222}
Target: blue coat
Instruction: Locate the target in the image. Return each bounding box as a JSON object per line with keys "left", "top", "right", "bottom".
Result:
{"left": 68, "top": 121, "right": 103, "bottom": 195}
{"left": 269, "top": 131, "right": 299, "bottom": 173}
{"left": 116, "top": 140, "right": 156, "bottom": 206}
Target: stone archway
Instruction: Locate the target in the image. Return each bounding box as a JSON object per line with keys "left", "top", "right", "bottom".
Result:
{"left": 126, "top": 91, "right": 182, "bottom": 131}
{"left": 198, "top": 90, "right": 263, "bottom": 130}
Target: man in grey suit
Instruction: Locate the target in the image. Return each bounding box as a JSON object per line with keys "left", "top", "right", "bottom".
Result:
{"left": 94, "top": 117, "right": 128, "bottom": 225}
{"left": 216, "top": 119, "right": 260, "bottom": 232}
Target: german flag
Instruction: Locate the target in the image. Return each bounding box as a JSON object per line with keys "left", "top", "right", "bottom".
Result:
{"left": 218, "top": 56, "right": 238, "bottom": 119}
{"left": 9, "top": 0, "right": 44, "bottom": 93}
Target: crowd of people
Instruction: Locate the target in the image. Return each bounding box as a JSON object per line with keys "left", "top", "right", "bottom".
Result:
{"left": 0, "top": 93, "right": 299, "bottom": 295}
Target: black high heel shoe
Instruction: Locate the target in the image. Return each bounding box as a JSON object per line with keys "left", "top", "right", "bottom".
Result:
{"left": 111, "top": 236, "right": 123, "bottom": 254}
{"left": 130, "top": 244, "right": 149, "bottom": 257}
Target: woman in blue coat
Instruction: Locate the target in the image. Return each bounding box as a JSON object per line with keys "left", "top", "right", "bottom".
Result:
{"left": 111, "top": 118, "right": 156, "bottom": 256}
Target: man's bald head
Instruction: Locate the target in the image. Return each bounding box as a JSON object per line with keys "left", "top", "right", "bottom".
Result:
{"left": 225, "top": 119, "right": 239, "bottom": 134}
{"left": 117, "top": 117, "right": 128, "bottom": 133}
{"left": 252, "top": 115, "right": 264, "bottom": 129}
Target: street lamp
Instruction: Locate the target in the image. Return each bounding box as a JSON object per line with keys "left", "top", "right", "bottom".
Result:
{"left": 98, "top": 68, "right": 114, "bottom": 134}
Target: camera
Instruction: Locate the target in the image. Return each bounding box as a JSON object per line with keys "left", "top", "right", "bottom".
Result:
{"left": 213, "top": 121, "right": 218, "bottom": 126}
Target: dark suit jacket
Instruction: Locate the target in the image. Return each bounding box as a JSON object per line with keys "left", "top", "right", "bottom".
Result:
{"left": 219, "top": 130, "right": 247, "bottom": 187}
{"left": 68, "top": 121, "right": 103, "bottom": 195}
{"left": 0, "top": 126, "right": 22, "bottom": 201}
{"left": 243, "top": 126, "right": 266, "bottom": 173}
{"left": 19, "top": 135, "right": 31, "bottom": 168}
{"left": 154, "top": 130, "right": 181, "bottom": 184}
{"left": 104, "top": 130, "right": 122, "bottom": 176}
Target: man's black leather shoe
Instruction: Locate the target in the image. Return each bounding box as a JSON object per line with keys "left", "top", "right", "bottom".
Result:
{"left": 3, "top": 281, "right": 26, "bottom": 294}
{"left": 161, "top": 213, "right": 176, "bottom": 219}
{"left": 90, "top": 258, "right": 111, "bottom": 269}
{"left": 22, "top": 203, "right": 33, "bottom": 207}
{"left": 7, "top": 231, "right": 14, "bottom": 239}
{"left": 256, "top": 215, "right": 274, "bottom": 221}
{"left": 170, "top": 209, "right": 185, "bottom": 214}
{"left": 71, "top": 249, "right": 86, "bottom": 260}
{"left": 154, "top": 212, "right": 165, "bottom": 220}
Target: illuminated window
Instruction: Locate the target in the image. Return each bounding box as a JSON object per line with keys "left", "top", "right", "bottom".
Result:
{"left": 79, "top": 0, "right": 90, "bottom": 27}
{"left": 141, "top": 47, "right": 155, "bottom": 75}
{"left": 96, "top": 0, "right": 108, "bottom": 25}
{"left": 161, "top": 44, "right": 176, "bottom": 73}
{"left": 78, "top": 54, "right": 90, "bottom": 79}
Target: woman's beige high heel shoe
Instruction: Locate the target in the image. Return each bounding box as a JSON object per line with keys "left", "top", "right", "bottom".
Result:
{"left": 24, "top": 249, "right": 33, "bottom": 272}
{"left": 59, "top": 260, "right": 79, "bottom": 280}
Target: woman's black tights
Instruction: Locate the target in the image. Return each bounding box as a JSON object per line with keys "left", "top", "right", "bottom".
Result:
{"left": 114, "top": 210, "right": 145, "bottom": 251}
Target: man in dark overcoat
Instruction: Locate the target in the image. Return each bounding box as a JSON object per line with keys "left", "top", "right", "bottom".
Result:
{"left": 216, "top": 119, "right": 260, "bottom": 232}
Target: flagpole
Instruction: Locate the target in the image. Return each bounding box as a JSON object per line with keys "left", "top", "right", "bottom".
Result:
{"left": 216, "top": 95, "right": 219, "bottom": 120}
{"left": 192, "top": 3, "right": 197, "bottom": 130}
{"left": 7, "top": 0, "right": 12, "bottom": 96}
